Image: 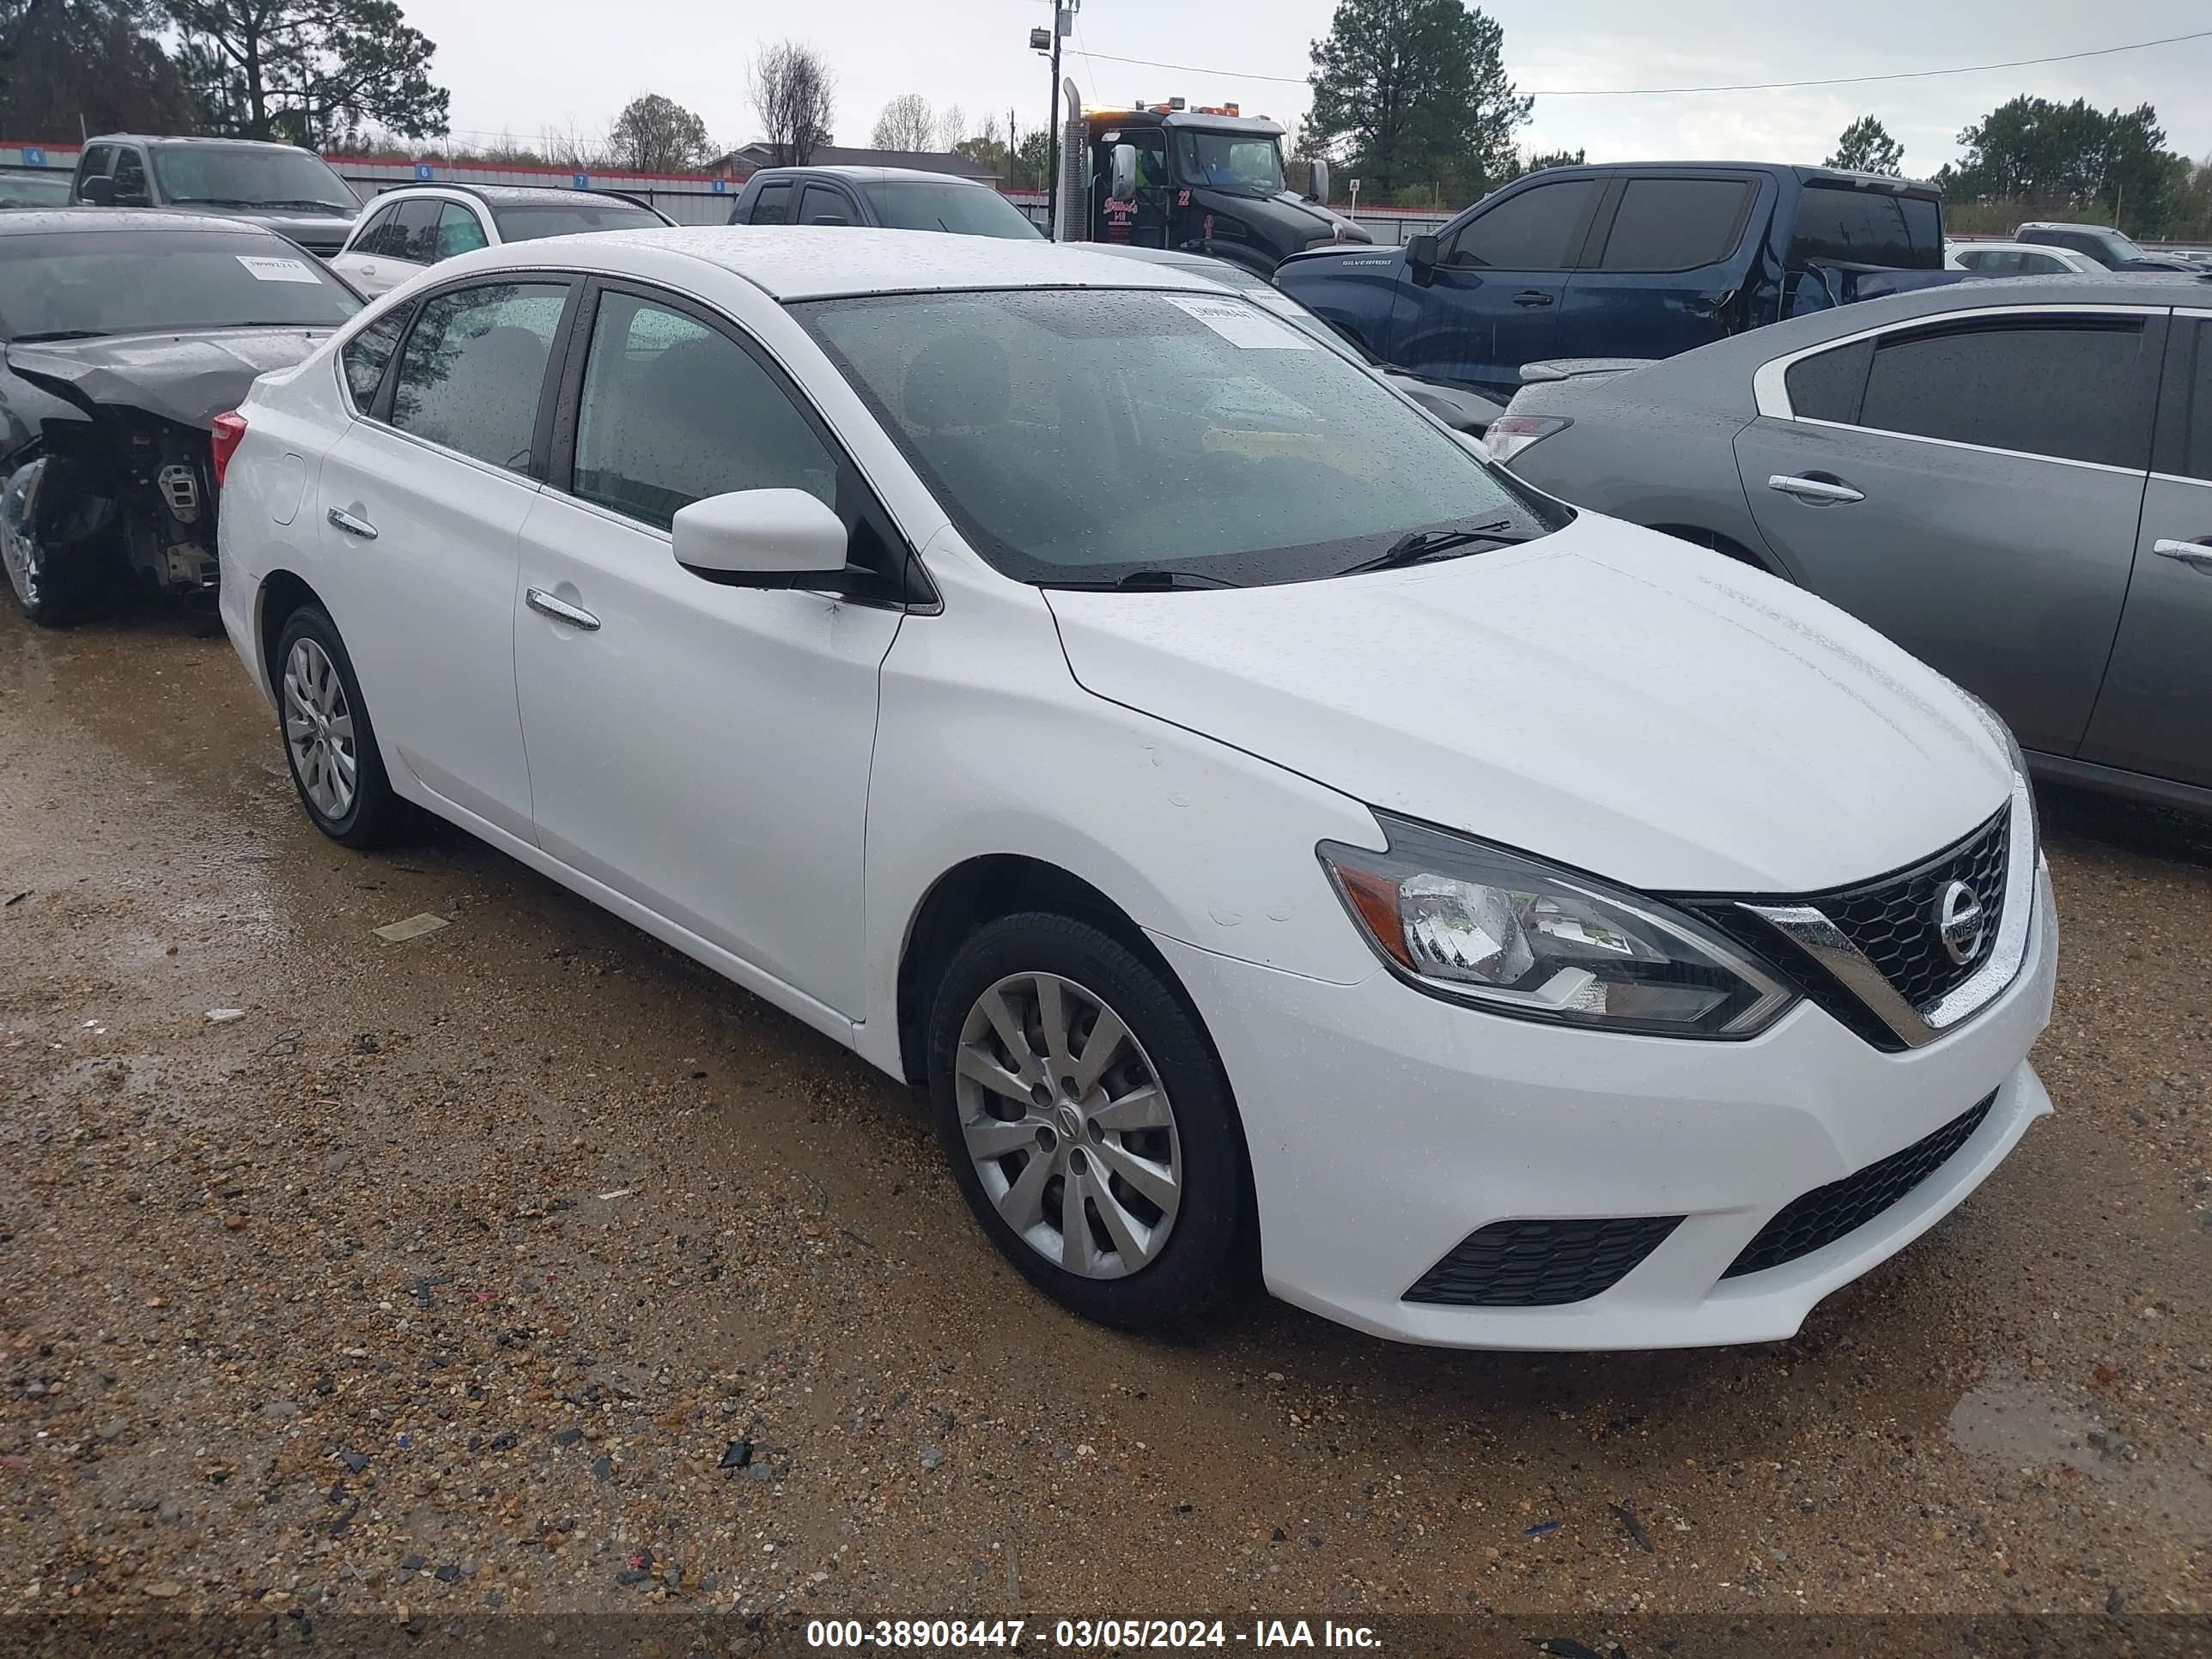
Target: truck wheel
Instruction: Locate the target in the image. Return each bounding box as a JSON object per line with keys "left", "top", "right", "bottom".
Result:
{"left": 927, "top": 911, "right": 1253, "bottom": 1332}
{"left": 273, "top": 603, "right": 407, "bottom": 848}
{"left": 2, "top": 461, "right": 112, "bottom": 627}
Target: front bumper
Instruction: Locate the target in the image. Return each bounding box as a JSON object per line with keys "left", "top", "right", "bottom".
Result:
{"left": 1152, "top": 860, "right": 2057, "bottom": 1349}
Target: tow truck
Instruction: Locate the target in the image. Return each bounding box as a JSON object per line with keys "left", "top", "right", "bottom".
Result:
{"left": 1054, "top": 93, "right": 1369, "bottom": 274}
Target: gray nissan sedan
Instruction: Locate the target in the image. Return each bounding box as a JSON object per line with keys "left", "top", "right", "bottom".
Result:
{"left": 1491, "top": 274, "right": 2212, "bottom": 813}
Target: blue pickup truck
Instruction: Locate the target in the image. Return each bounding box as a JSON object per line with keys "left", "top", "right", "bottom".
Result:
{"left": 1274, "top": 162, "right": 1954, "bottom": 398}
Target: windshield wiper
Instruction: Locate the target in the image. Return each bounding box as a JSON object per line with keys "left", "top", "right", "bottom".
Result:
{"left": 258, "top": 199, "right": 354, "bottom": 212}
{"left": 165, "top": 196, "right": 264, "bottom": 208}
{"left": 1050, "top": 568, "right": 1239, "bottom": 592}
{"left": 1344, "top": 519, "right": 1534, "bottom": 574}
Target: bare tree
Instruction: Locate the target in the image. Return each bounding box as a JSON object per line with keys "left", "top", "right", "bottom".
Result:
{"left": 748, "top": 38, "right": 833, "bottom": 167}
{"left": 539, "top": 117, "right": 605, "bottom": 170}
{"left": 871, "top": 92, "right": 933, "bottom": 151}
{"left": 934, "top": 102, "right": 966, "bottom": 152}
{"left": 607, "top": 91, "right": 713, "bottom": 172}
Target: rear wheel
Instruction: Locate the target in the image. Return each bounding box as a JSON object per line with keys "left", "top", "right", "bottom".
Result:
{"left": 927, "top": 912, "right": 1251, "bottom": 1331}
{"left": 274, "top": 604, "right": 406, "bottom": 848}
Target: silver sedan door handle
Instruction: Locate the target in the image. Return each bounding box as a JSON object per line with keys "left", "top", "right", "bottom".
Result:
{"left": 1767, "top": 474, "right": 1864, "bottom": 505}
{"left": 2152, "top": 538, "right": 2212, "bottom": 571}
{"left": 526, "top": 587, "right": 601, "bottom": 631}
{"left": 325, "top": 505, "right": 378, "bottom": 539}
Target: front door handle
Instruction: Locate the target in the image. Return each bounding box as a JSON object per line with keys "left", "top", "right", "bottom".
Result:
{"left": 1767, "top": 473, "right": 1864, "bottom": 505}
{"left": 1512, "top": 289, "right": 1554, "bottom": 307}
{"left": 526, "top": 587, "right": 601, "bottom": 630}
{"left": 325, "top": 505, "right": 378, "bottom": 539}
{"left": 2153, "top": 538, "right": 2212, "bottom": 571}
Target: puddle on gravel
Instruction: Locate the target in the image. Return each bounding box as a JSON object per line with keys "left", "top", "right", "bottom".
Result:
{"left": 1949, "top": 1367, "right": 2212, "bottom": 1537}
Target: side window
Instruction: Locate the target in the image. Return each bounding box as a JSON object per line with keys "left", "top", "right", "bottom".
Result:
{"left": 1443, "top": 179, "right": 1596, "bottom": 270}
{"left": 1789, "top": 186, "right": 1941, "bottom": 270}
{"left": 2019, "top": 252, "right": 2066, "bottom": 275}
{"left": 110, "top": 148, "right": 150, "bottom": 205}
{"left": 797, "top": 183, "right": 851, "bottom": 226}
{"left": 2156, "top": 322, "right": 2210, "bottom": 483}
{"left": 570, "top": 290, "right": 837, "bottom": 530}
{"left": 750, "top": 181, "right": 792, "bottom": 224}
{"left": 1594, "top": 178, "right": 1752, "bottom": 271}
{"left": 352, "top": 204, "right": 402, "bottom": 257}
{"left": 340, "top": 309, "right": 410, "bottom": 410}
{"left": 388, "top": 282, "right": 568, "bottom": 471}
{"left": 392, "top": 199, "right": 442, "bottom": 264}
{"left": 434, "top": 202, "right": 489, "bottom": 260}
{"left": 76, "top": 144, "right": 114, "bottom": 197}
{"left": 1783, "top": 337, "right": 1872, "bottom": 424}
{"left": 1856, "top": 316, "right": 2160, "bottom": 469}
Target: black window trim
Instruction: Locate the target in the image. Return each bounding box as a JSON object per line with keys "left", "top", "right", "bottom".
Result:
{"left": 540, "top": 274, "right": 935, "bottom": 611}
{"left": 1437, "top": 173, "right": 1607, "bottom": 271}
{"left": 795, "top": 180, "right": 858, "bottom": 227}
{"left": 744, "top": 178, "right": 795, "bottom": 226}
{"left": 1580, "top": 173, "right": 1762, "bottom": 275}
{"left": 1754, "top": 301, "right": 2172, "bottom": 475}
{"left": 335, "top": 297, "right": 418, "bottom": 418}
{"left": 349, "top": 272, "right": 582, "bottom": 482}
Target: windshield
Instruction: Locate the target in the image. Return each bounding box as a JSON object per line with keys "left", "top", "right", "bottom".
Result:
{"left": 801, "top": 287, "right": 1555, "bottom": 588}
{"left": 490, "top": 201, "right": 664, "bottom": 241}
{"left": 149, "top": 145, "right": 358, "bottom": 213}
{"left": 1172, "top": 131, "right": 1285, "bottom": 197}
{"left": 0, "top": 229, "right": 362, "bottom": 339}
{"left": 2094, "top": 228, "right": 2149, "bottom": 263}
{"left": 860, "top": 180, "right": 1042, "bottom": 239}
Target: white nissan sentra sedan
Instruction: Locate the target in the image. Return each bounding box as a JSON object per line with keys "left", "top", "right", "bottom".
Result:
{"left": 214, "top": 228, "right": 2057, "bottom": 1349}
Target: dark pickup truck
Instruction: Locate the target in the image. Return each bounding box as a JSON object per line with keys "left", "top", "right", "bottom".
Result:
{"left": 1275, "top": 162, "right": 1954, "bottom": 398}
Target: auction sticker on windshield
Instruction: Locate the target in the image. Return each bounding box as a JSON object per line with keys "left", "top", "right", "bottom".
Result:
{"left": 236, "top": 255, "right": 322, "bottom": 283}
{"left": 1169, "top": 295, "right": 1311, "bottom": 349}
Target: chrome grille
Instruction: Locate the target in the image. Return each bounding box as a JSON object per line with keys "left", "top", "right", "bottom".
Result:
{"left": 1808, "top": 806, "right": 2010, "bottom": 1009}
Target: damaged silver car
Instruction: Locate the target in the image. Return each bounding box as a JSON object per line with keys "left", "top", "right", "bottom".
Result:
{"left": 1, "top": 209, "right": 361, "bottom": 625}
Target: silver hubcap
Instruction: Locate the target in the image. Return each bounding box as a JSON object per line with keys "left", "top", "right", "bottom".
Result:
{"left": 955, "top": 971, "right": 1181, "bottom": 1279}
{"left": 283, "top": 638, "right": 358, "bottom": 820}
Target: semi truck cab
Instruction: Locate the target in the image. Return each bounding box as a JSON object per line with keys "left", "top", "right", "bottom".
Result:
{"left": 1060, "top": 100, "right": 1370, "bottom": 274}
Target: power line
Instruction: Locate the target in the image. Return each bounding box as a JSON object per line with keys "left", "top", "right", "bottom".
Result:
{"left": 1072, "top": 27, "right": 2212, "bottom": 97}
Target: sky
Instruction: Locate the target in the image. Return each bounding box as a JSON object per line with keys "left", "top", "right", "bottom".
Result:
{"left": 399, "top": 0, "right": 2212, "bottom": 175}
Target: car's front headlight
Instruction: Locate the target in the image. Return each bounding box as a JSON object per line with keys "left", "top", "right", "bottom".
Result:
{"left": 1319, "top": 815, "right": 1796, "bottom": 1038}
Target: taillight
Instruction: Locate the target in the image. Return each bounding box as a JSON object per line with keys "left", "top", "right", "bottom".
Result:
{"left": 210, "top": 410, "right": 248, "bottom": 488}
{"left": 1480, "top": 413, "right": 1571, "bottom": 466}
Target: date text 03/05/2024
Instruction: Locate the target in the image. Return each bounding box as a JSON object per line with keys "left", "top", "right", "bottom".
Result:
{"left": 804, "top": 1620, "right": 1384, "bottom": 1649}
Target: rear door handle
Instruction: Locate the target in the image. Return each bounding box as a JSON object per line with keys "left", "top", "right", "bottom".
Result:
{"left": 1767, "top": 474, "right": 1864, "bottom": 505}
{"left": 526, "top": 587, "right": 601, "bottom": 630}
{"left": 1512, "top": 289, "right": 1554, "bottom": 307}
{"left": 325, "top": 505, "right": 378, "bottom": 539}
{"left": 2153, "top": 538, "right": 2212, "bottom": 571}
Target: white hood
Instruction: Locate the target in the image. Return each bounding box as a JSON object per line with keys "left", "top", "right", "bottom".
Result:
{"left": 1046, "top": 514, "right": 2014, "bottom": 895}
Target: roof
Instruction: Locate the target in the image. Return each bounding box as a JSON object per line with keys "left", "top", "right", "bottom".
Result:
{"left": 83, "top": 133, "right": 317, "bottom": 153}
{"left": 746, "top": 165, "right": 993, "bottom": 189}
{"left": 1516, "top": 160, "right": 1940, "bottom": 191}
{"left": 734, "top": 143, "right": 995, "bottom": 180}
{"left": 369, "top": 182, "right": 655, "bottom": 208}
{"left": 465, "top": 224, "right": 1228, "bottom": 302}
{"left": 0, "top": 207, "right": 288, "bottom": 239}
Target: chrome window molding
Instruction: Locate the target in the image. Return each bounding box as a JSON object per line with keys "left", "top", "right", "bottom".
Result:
{"left": 1750, "top": 302, "right": 2172, "bottom": 421}
{"left": 1740, "top": 769, "right": 2039, "bottom": 1048}
{"left": 1778, "top": 417, "right": 2146, "bottom": 477}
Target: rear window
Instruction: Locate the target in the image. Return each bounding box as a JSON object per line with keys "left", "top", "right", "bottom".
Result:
{"left": 860, "top": 180, "right": 1042, "bottom": 240}
{"left": 489, "top": 201, "right": 661, "bottom": 242}
{"left": 1595, "top": 178, "right": 1753, "bottom": 270}
{"left": 0, "top": 229, "right": 361, "bottom": 339}
{"left": 1790, "top": 185, "right": 1942, "bottom": 270}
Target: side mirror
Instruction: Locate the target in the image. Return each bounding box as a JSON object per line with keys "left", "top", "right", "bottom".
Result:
{"left": 79, "top": 175, "right": 115, "bottom": 206}
{"left": 1308, "top": 158, "right": 1329, "bottom": 205}
{"left": 1109, "top": 143, "right": 1137, "bottom": 204}
{"left": 672, "top": 488, "right": 848, "bottom": 585}
{"left": 1405, "top": 232, "right": 1439, "bottom": 288}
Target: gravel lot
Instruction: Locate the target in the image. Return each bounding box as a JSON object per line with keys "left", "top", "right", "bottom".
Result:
{"left": 2, "top": 605, "right": 2208, "bottom": 1648}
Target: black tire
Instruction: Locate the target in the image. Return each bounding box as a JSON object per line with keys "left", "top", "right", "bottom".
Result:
{"left": 272, "top": 603, "right": 407, "bottom": 848}
{"left": 927, "top": 911, "right": 1252, "bottom": 1331}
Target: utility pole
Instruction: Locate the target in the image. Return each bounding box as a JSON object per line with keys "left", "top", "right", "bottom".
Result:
{"left": 1032, "top": 0, "right": 1077, "bottom": 239}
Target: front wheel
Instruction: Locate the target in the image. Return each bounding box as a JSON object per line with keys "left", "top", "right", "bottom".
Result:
{"left": 927, "top": 912, "right": 1252, "bottom": 1331}
{"left": 2, "top": 460, "right": 112, "bottom": 627}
